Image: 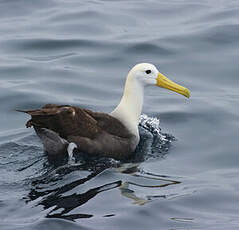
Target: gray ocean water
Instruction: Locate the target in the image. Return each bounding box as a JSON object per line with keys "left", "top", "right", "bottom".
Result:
{"left": 1, "top": 0, "right": 239, "bottom": 229}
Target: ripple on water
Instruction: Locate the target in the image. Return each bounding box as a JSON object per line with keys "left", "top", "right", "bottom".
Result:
{"left": 125, "top": 42, "right": 175, "bottom": 58}
{"left": 1, "top": 0, "right": 239, "bottom": 229}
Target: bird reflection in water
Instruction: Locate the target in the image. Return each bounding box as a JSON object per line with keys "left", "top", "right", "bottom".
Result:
{"left": 26, "top": 160, "right": 180, "bottom": 221}
{"left": 27, "top": 160, "right": 121, "bottom": 221}
{"left": 43, "top": 179, "right": 122, "bottom": 220}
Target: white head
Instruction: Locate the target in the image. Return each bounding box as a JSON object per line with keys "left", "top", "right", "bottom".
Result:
{"left": 127, "top": 63, "right": 190, "bottom": 97}
{"left": 127, "top": 63, "right": 159, "bottom": 87}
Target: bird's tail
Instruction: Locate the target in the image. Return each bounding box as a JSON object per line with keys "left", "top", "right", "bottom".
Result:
{"left": 16, "top": 107, "right": 62, "bottom": 130}
{"left": 16, "top": 109, "right": 44, "bottom": 128}
{"left": 16, "top": 109, "right": 29, "bottom": 113}
{"left": 16, "top": 109, "right": 45, "bottom": 115}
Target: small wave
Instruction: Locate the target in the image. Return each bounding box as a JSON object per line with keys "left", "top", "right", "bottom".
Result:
{"left": 125, "top": 42, "right": 174, "bottom": 56}
{"left": 136, "top": 114, "right": 175, "bottom": 161}
{"left": 24, "top": 52, "right": 76, "bottom": 62}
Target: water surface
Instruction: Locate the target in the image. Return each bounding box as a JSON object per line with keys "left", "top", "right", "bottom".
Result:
{"left": 1, "top": 0, "right": 239, "bottom": 229}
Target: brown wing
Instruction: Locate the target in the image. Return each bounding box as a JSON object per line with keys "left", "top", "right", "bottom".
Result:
{"left": 20, "top": 104, "right": 100, "bottom": 139}
{"left": 84, "top": 109, "right": 132, "bottom": 138}
{"left": 19, "top": 104, "right": 131, "bottom": 140}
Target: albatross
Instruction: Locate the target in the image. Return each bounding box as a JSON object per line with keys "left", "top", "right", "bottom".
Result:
{"left": 18, "top": 63, "right": 190, "bottom": 160}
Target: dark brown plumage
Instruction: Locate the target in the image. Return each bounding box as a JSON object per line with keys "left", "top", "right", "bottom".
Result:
{"left": 18, "top": 104, "right": 137, "bottom": 160}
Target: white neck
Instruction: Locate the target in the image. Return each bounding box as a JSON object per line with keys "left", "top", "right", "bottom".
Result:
{"left": 111, "top": 74, "right": 144, "bottom": 141}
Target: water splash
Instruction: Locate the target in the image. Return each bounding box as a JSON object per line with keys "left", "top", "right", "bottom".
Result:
{"left": 139, "top": 114, "right": 161, "bottom": 135}
{"left": 135, "top": 114, "right": 175, "bottom": 161}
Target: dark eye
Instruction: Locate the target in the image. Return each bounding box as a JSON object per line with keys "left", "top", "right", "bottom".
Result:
{"left": 145, "top": 70, "right": 151, "bottom": 74}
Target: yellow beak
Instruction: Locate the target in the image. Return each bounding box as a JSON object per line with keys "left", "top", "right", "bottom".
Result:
{"left": 156, "top": 72, "right": 190, "bottom": 98}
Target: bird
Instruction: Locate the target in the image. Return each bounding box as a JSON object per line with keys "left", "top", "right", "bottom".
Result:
{"left": 17, "top": 63, "right": 190, "bottom": 160}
